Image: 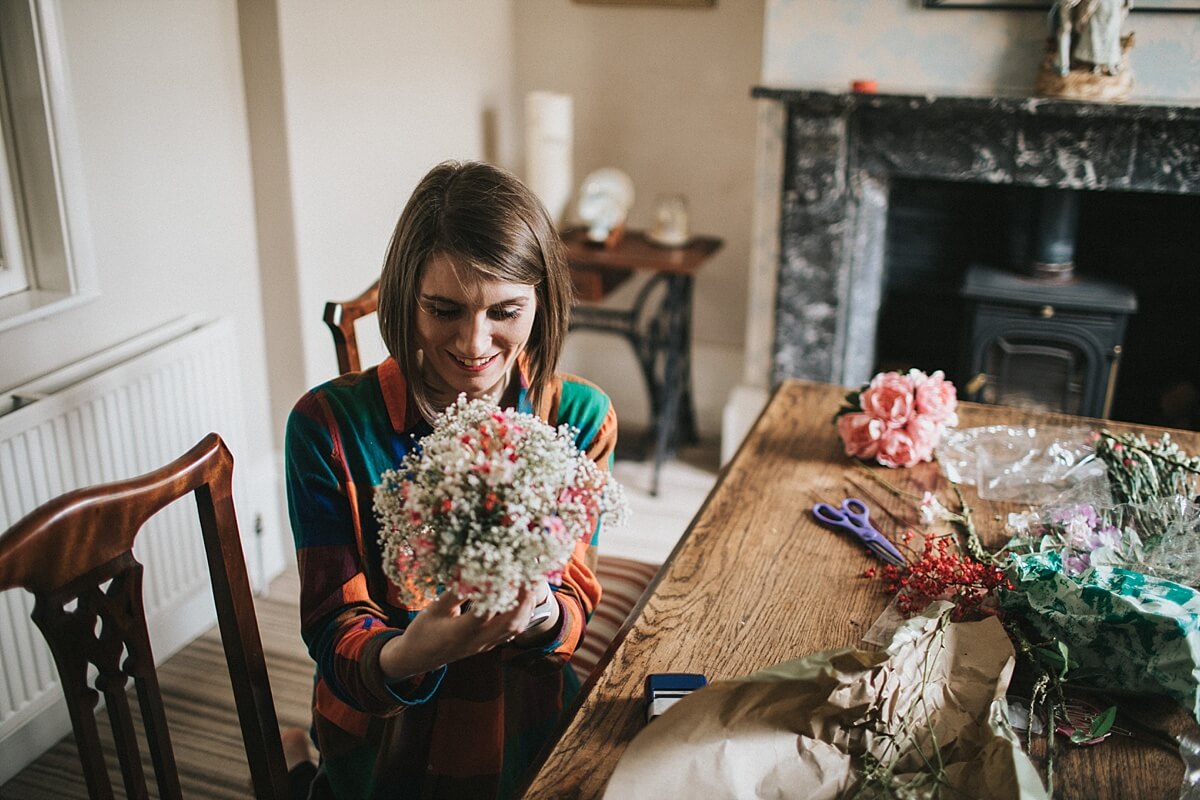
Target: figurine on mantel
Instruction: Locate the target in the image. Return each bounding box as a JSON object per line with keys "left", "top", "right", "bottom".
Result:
{"left": 1035, "top": 0, "right": 1134, "bottom": 102}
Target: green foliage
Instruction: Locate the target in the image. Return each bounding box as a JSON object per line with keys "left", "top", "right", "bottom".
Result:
{"left": 1096, "top": 430, "right": 1200, "bottom": 508}
{"left": 1069, "top": 705, "right": 1116, "bottom": 745}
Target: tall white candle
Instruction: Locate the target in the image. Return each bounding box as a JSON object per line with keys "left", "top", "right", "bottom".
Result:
{"left": 524, "top": 91, "right": 573, "bottom": 227}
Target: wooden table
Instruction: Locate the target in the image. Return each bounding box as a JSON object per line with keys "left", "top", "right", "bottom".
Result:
{"left": 562, "top": 228, "right": 723, "bottom": 496}
{"left": 522, "top": 379, "right": 1200, "bottom": 799}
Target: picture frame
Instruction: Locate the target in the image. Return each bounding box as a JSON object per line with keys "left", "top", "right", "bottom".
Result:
{"left": 923, "top": 0, "right": 1198, "bottom": 10}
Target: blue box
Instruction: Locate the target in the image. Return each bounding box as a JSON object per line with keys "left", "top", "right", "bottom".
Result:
{"left": 644, "top": 672, "right": 707, "bottom": 722}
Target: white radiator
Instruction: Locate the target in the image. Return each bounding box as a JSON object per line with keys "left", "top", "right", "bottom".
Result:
{"left": 0, "top": 315, "right": 258, "bottom": 782}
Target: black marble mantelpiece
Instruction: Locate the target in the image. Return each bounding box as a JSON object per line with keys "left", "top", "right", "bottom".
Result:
{"left": 753, "top": 86, "right": 1200, "bottom": 386}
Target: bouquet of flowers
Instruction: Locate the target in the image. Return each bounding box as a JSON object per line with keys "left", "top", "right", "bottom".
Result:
{"left": 374, "top": 395, "right": 628, "bottom": 616}
{"left": 835, "top": 369, "right": 958, "bottom": 468}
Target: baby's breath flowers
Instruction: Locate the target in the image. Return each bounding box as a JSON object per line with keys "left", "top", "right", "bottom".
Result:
{"left": 374, "top": 395, "right": 628, "bottom": 616}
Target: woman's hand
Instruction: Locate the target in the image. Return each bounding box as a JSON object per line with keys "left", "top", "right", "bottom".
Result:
{"left": 510, "top": 578, "right": 561, "bottom": 647}
{"left": 378, "top": 584, "right": 542, "bottom": 682}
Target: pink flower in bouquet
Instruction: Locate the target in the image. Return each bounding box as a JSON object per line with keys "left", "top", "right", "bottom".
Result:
{"left": 906, "top": 415, "right": 941, "bottom": 463}
{"left": 835, "top": 368, "right": 958, "bottom": 469}
{"left": 913, "top": 369, "right": 958, "bottom": 427}
{"left": 877, "top": 427, "right": 921, "bottom": 468}
{"left": 541, "top": 515, "right": 570, "bottom": 547}
{"left": 860, "top": 372, "right": 915, "bottom": 429}
{"left": 837, "top": 412, "right": 884, "bottom": 460}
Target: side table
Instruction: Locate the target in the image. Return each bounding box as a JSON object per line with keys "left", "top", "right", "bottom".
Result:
{"left": 562, "top": 227, "right": 723, "bottom": 496}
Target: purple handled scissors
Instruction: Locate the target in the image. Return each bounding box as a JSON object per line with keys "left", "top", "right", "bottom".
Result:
{"left": 811, "top": 497, "right": 905, "bottom": 567}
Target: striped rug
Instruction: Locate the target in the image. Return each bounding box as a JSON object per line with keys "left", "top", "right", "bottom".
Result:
{"left": 573, "top": 556, "right": 660, "bottom": 681}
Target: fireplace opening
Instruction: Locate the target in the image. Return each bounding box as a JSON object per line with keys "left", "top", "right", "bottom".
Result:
{"left": 875, "top": 177, "right": 1200, "bottom": 431}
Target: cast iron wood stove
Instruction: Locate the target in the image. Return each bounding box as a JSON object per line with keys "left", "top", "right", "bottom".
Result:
{"left": 960, "top": 263, "right": 1136, "bottom": 417}
{"left": 959, "top": 189, "right": 1137, "bottom": 419}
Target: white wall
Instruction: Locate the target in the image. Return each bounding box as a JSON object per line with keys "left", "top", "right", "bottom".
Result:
{"left": 763, "top": 0, "right": 1200, "bottom": 98}
{"left": 251, "top": 0, "right": 764, "bottom": 445}
{"left": 1, "top": 2, "right": 266, "bottom": 413}
{"left": 513, "top": 0, "right": 764, "bottom": 440}
{"left": 0, "top": 2, "right": 279, "bottom": 527}
{"left": 0, "top": 1, "right": 284, "bottom": 780}
{"left": 256, "top": 0, "right": 519, "bottom": 428}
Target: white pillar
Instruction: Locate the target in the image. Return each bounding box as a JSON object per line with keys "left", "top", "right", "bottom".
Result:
{"left": 524, "top": 91, "right": 574, "bottom": 227}
{"left": 721, "top": 100, "right": 784, "bottom": 464}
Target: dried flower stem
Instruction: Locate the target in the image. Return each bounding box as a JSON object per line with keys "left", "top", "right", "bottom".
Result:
{"left": 851, "top": 461, "right": 923, "bottom": 505}
{"left": 1099, "top": 430, "right": 1200, "bottom": 476}
{"left": 950, "top": 482, "right": 1002, "bottom": 567}
{"left": 852, "top": 613, "right": 954, "bottom": 797}
{"left": 851, "top": 460, "right": 1002, "bottom": 568}
{"left": 1004, "top": 619, "right": 1081, "bottom": 798}
{"left": 1095, "top": 429, "right": 1200, "bottom": 537}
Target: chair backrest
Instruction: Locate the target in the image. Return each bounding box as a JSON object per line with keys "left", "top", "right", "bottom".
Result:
{"left": 323, "top": 280, "right": 380, "bottom": 374}
{"left": 0, "top": 433, "right": 290, "bottom": 800}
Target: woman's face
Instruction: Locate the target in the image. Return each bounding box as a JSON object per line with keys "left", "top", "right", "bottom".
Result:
{"left": 414, "top": 253, "right": 537, "bottom": 402}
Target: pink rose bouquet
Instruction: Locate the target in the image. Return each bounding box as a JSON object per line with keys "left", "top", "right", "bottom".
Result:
{"left": 835, "top": 369, "right": 958, "bottom": 468}
{"left": 374, "top": 395, "right": 628, "bottom": 615}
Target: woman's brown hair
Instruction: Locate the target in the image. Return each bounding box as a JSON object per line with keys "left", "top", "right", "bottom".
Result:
{"left": 376, "top": 160, "right": 573, "bottom": 420}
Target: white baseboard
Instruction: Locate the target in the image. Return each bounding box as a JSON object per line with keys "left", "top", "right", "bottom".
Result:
{"left": 0, "top": 689, "right": 71, "bottom": 785}
{"left": 240, "top": 454, "right": 289, "bottom": 593}
{"left": 720, "top": 384, "right": 769, "bottom": 466}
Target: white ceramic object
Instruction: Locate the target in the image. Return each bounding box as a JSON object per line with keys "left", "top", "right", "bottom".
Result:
{"left": 648, "top": 194, "right": 690, "bottom": 247}
{"left": 577, "top": 168, "right": 635, "bottom": 243}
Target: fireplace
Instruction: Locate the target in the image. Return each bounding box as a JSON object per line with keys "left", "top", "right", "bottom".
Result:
{"left": 750, "top": 87, "right": 1200, "bottom": 428}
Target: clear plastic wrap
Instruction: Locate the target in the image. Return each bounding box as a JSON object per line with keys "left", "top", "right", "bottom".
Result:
{"left": 1005, "top": 496, "right": 1200, "bottom": 588}
{"left": 1182, "top": 734, "right": 1200, "bottom": 799}
{"left": 1139, "top": 497, "right": 1200, "bottom": 588}
{"left": 939, "top": 425, "right": 1109, "bottom": 504}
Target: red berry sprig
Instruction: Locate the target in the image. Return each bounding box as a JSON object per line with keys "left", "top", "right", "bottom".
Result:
{"left": 868, "top": 534, "right": 1011, "bottom": 622}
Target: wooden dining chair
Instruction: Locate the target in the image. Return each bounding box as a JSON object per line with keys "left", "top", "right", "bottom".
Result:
{"left": 322, "top": 282, "right": 659, "bottom": 682}
{"left": 0, "top": 433, "right": 290, "bottom": 799}
{"left": 323, "top": 280, "right": 381, "bottom": 376}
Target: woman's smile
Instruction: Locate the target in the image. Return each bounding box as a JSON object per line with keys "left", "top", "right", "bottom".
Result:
{"left": 453, "top": 354, "right": 499, "bottom": 370}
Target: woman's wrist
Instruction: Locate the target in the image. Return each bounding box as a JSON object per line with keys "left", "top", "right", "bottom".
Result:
{"left": 379, "top": 633, "right": 433, "bottom": 683}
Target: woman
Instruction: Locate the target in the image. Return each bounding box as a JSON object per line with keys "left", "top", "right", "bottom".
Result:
{"left": 284, "top": 161, "right": 616, "bottom": 799}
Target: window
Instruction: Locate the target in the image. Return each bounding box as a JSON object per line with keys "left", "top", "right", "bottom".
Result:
{"left": 0, "top": 116, "right": 30, "bottom": 297}
{"left": 0, "top": 0, "right": 95, "bottom": 330}
{"left": 0, "top": 56, "right": 33, "bottom": 300}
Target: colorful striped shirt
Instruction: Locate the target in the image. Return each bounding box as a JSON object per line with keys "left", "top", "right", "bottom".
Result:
{"left": 284, "top": 357, "right": 616, "bottom": 799}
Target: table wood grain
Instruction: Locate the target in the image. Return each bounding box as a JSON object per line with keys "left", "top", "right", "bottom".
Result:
{"left": 522, "top": 379, "right": 1200, "bottom": 799}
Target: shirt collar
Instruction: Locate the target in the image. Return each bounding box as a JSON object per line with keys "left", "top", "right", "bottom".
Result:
{"left": 380, "top": 354, "right": 534, "bottom": 427}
